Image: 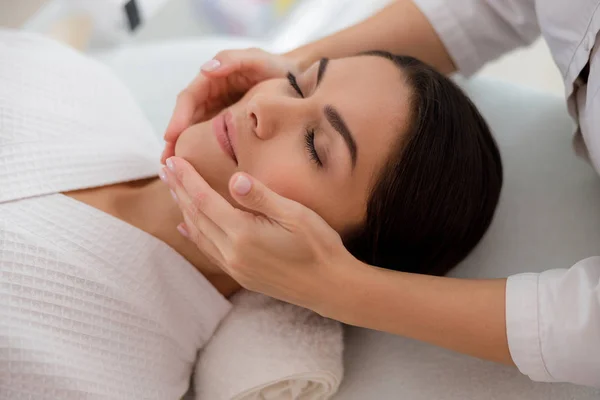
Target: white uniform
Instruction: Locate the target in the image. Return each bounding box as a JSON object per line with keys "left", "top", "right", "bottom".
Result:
{"left": 413, "top": 0, "right": 600, "bottom": 388}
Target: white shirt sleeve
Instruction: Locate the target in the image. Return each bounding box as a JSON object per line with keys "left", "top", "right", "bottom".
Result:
{"left": 412, "top": 0, "right": 541, "bottom": 76}
{"left": 506, "top": 257, "right": 600, "bottom": 387}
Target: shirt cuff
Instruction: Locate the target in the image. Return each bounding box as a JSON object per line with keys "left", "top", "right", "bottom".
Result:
{"left": 412, "top": 0, "right": 483, "bottom": 76}
{"left": 505, "top": 273, "right": 554, "bottom": 382}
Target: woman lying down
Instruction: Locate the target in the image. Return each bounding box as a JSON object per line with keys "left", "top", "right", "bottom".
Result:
{"left": 0, "top": 31, "right": 502, "bottom": 398}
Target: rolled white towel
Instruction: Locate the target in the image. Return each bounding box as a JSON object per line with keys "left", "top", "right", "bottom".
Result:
{"left": 194, "top": 291, "right": 344, "bottom": 400}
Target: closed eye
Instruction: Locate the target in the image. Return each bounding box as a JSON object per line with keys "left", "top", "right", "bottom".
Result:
{"left": 287, "top": 72, "right": 304, "bottom": 98}
{"left": 304, "top": 129, "right": 322, "bottom": 167}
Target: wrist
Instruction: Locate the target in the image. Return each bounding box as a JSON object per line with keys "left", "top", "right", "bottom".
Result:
{"left": 314, "top": 253, "right": 378, "bottom": 325}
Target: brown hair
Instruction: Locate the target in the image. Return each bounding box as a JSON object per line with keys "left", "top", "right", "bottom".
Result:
{"left": 345, "top": 51, "right": 503, "bottom": 276}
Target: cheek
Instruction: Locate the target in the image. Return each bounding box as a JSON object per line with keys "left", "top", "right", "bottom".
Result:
{"left": 249, "top": 162, "right": 354, "bottom": 233}
{"left": 249, "top": 159, "right": 316, "bottom": 209}
{"left": 257, "top": 170, "right": 310, "bottom": 204}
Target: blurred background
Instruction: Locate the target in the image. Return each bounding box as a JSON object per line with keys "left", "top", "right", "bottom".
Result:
{"left": 0, "top": 0, "right": 564, "bottom": 96}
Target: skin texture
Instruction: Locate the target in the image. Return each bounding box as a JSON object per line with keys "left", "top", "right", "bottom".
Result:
{"left": 174, "top": 56, "right": 410, "bottom": 235}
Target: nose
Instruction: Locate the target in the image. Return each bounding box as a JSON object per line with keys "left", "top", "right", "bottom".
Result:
{"left": 246, "top": 93, "right": 292, "bottom": 140}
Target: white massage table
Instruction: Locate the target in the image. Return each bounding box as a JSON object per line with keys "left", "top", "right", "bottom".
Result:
{"left": 94, "top": 2, "right": 600, "bottom": 398}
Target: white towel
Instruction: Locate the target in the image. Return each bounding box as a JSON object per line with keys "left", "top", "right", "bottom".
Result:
{"left": 194, "top": 291, "right": 344, "bottom": 400}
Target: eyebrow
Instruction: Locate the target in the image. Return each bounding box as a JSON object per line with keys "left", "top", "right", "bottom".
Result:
{"left": 324, "top": 105, "right": 357, "bottom": 169}
{"left": 313, "top": 58, "right": 358, "bottom": 169}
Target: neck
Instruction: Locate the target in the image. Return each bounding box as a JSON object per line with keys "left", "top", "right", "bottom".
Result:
{"left": 115, "top": 178, "right": 240, "bottom": 297}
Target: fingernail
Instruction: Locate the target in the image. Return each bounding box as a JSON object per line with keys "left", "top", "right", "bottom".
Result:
{"left": 166, "top": 157, "right": 175, "bottom": 172}
{"left": 233, "top": 175, "right": 252, "bottom": 195}
{"left": 170, "top": 189, "right": 178, "bottom": 203}
{"left": 201, "top": 59, "right": 221, "bottom": 72}
{"left": 159, "top": 168, "right": 168, "bottom": 183}
{"left": 177, "top": 223, "right": 189, "bottom": 238}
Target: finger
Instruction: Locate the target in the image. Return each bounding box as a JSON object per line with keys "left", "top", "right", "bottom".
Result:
{"left": 161, "top": 141, "right": 176, "bottom": 165}
{"left": 165, "top": 157, "right": 240, "bottom": 235}
{"left": 165, "top": 72, "right": 236, "bottom": 143}
{"left": 229, "top": 173, "right": 302, "bottom": 224}
{"left": 200, "top": 57, "right": 237, "bottom": 77}
{"left": 177, "top": 220, "right": 225, "bottom": 267}
{"left": 164, "top": 87, "right": 206, "bottom": 142}
{"left": 163, "top": 165, "right": 228, "bottom": 245}
{"left": 200, "top": 50, "right": 251, "bottom": 78}
{"left": 202, "top": 49, "right": 289, "bottom": 81}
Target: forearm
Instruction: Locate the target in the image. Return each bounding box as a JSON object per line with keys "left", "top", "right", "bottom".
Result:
{"left": 285, "top": 0, "right": 456, "bottom": 74}
{"left": 327, "top": 260, "right": 513, "bottom": 365}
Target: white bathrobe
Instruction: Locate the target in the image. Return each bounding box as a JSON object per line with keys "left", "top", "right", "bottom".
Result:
{"left": 0, "top": 31, "right": 231, "bottom": 399}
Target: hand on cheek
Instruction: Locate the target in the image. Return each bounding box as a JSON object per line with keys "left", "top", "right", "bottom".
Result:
{"left": 157, "top": 156, "right": 353, "bottom": 315}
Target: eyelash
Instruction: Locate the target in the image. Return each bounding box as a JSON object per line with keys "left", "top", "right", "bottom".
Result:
{"left": 288, "top": 73, "right": 322, "bottom": 167}
{"left": 304, "top": 129, "right": 322, "bottom": 167}
{"left": 287, "top": 72, "right": 304, "bottom": 98}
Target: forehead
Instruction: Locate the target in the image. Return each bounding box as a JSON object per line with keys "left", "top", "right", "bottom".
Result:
{"left": 317, "top": 56, "right": 412, "bottom": 169}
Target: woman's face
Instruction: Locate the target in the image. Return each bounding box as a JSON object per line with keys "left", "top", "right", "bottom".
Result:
{"left": 175, "top": 55, "right": 411, "bottom": 234}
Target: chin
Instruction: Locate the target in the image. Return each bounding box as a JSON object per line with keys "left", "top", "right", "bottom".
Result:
{"left": 174, "top": 123, "right": 238, "bottom": 206}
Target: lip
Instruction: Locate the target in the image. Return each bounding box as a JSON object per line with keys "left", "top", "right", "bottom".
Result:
{"left": 213, "top": 111, "right": 238, "bottom": 164}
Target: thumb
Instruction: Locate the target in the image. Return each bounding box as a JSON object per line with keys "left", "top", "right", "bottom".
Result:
{"left": 229, "top": 173, "right": 298, "bottom": 221}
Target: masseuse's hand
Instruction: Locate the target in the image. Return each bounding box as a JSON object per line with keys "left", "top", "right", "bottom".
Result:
{"left": 162, "top": 157, "right": 354, "bottom": 314}
{"left": 161, "top": 48, "right": 299, "bottom": 164}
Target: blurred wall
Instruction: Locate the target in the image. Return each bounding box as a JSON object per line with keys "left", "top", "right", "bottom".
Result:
{"left": 0, "top": 0, "right": 47, "bottom": 27}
